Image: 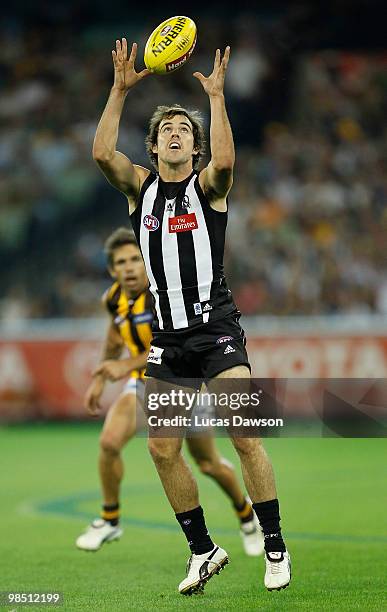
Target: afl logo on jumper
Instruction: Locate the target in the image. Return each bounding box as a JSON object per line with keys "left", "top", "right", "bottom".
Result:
{"left": 143, "top": 214, "right": 160, "bottom": 231}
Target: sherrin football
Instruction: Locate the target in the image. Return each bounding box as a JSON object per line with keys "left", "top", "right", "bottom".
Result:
{"left": 144, "top": 16, "right": 197, "bottom": 75}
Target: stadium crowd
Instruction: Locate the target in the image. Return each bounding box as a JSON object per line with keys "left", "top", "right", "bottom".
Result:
{"left": 1, "top": 10, "right": 386, "bottom": 320}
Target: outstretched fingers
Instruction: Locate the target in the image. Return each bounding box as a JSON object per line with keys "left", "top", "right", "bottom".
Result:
{"left": 122, "top": 38, "right": 128, "bottom": 61}
{"left": 193, "top": 71, "right": 205, "bottom": 83}
{"left": 128, "top": 41, "right": 137, "bottom": 66}
{"left": 213, "top": 48, "right": 221, "bottom": 71}
{"left": 222, "top": 46, "right": 230, "bottom": 69}
{"left": 114, "top": 38, "right": 132, "bottom": 62}
{"left": 112, "top": 42, "right": 123, "bottom": 67}
{"left": 115, "top": 38, "right": 122, "bottom": 59}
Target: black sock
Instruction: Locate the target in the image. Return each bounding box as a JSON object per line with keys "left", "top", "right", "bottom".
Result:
{"left": 175, "top": 506, "right": 214, "bottom": 555}
{"left": 252, "top": 499, "right": 286, "bottom": 553}
{"left": 101, "top": 503, "right": 120, "bottom": 526}
{"left": 234, "top": 498, "right": 254, "bottom": 523}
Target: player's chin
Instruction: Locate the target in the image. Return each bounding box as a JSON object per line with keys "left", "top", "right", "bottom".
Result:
{"left": 124, "top": 278, "right": 139, "bottom": 290}
{"left": 166, "top": 152, "right": 187, "bottom": 164}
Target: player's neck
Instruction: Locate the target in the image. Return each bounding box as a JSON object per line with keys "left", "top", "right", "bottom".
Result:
{"left": 158, "top": 160, "right": 194, "bottom": 183}
{"left": 123, "top": 284, "right": 147, "bottom": 300}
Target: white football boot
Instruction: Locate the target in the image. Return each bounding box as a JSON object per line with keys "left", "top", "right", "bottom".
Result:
{"left": 178, "top": 545, "right": 229, "bottom": 595}
{"left": 264, "top": 550, "right": 291, "bottom": 591}
{"left": 240, "top": 512, "right": 265, "bottom": 556}
{"left": 76, "top": 519, "right": 123, "bottom": 551}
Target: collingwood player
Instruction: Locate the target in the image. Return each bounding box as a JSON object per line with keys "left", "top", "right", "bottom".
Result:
{"left": 92, "top": 39, "right": 291, "bottom": 594}
{"left": 76, "top": 227, "right": 264, "bottom": 557}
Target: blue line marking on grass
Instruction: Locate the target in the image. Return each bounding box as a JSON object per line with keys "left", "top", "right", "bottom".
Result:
{"left": 26, "top": 489, "right": 387, "bottom": 545}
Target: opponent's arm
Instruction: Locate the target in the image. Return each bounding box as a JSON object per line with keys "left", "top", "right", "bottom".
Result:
{"left": 84, "top": 321, "right": 124, "bottom": 416}
{"left": 93, "top": 349, "right": 149, "bottom": 382}
{"left": 100, "top": 320, "right": 125, "bottom": 361}
{"left": 93, "top": 39, "right": 150, "bottom": 201}
{"left": 194, "top": 47, "right": 234, "bottom": 204}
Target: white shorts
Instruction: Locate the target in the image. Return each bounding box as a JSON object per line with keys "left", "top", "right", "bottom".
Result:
{"left": 122, "top": 377, "right": 145, "bottom": 402}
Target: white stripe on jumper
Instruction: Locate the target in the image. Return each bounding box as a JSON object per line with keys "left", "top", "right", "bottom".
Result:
{"left": 187, "top": 176, "right": 213, "bottom": 324}
{"left": 161, "top": 199, "right": 188, "bottom": 329}
{"left": 139, "top": 177, "right": 163, "bottom": 329}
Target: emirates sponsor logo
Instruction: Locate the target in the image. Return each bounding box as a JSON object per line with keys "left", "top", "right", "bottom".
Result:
{"left": 168, "top": 212, "right": 198, "bottom": 233}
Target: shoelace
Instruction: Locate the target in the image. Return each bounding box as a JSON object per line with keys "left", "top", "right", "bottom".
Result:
{"left": 267, "top": 558, "right": 283, "bottom": 575}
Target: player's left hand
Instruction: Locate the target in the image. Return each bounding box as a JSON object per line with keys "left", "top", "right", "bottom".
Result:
{"left": 193, "top": 47, "right": 230, "bottom": 97}
{"left": 93, "top": 359, "right": 131, "bottom": 381}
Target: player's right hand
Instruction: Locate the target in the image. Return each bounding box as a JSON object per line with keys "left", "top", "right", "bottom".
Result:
{"left": 84, "top": 376, "right": 105, "bottom": 417}
{"left": 112, "top": 39, "right": 150, "bottom": 92}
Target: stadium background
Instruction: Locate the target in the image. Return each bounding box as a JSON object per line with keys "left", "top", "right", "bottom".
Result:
{"left": 0, "top": 1, "right": 386, "bottom": 610}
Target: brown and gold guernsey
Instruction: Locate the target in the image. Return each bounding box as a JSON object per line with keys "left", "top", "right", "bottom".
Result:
{"left": 103, "top": 282, "right": 154, "bottom": 378}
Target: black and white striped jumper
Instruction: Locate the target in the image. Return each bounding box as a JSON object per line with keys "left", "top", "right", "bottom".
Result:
{"left": 130, "top": 170, "right": 236, "bottom": 332}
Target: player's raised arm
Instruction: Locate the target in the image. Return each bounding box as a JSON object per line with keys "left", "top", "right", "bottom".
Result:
{"left": 93, "top": 40, "right": 151, "bottom": 201}
{"left": 194, "top": 47, "right": 234, "bottom": 201}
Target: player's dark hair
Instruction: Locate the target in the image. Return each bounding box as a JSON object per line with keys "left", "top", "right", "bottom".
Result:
{"left": 145, "top": 104, "right": 206, "bottom": 170}
{"left": 104, "top": 227, "right": 139, "bottom": 267}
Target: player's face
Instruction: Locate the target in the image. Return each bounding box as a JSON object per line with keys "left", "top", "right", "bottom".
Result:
{"left": 110, "top": 244, "right": 148, "bottom": 295}
{"left": 153, "top": 114, "right": 198, "bottom": 167}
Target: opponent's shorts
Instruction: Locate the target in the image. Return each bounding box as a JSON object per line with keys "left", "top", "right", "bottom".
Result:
{"left": 122, "top": 377, "right": 145, "bottom": 401}
{"left": 145, "top": 312, "right": 250, "bottom": 384}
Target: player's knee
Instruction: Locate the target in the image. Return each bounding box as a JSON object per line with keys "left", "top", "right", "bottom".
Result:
{"left": 148, "top": 438, "right": 181, "bottom": 465}
{"left": 196, "top": 455, "right": 234, "bottom": 476}
{"left": 196, "top": 459, "right": 217, "bottom": 477}
{"left": 231, "top": 436, "right": 261, "bottom": 457}
{"left": 100, "top": 432, "right": 122, "bottom": 455}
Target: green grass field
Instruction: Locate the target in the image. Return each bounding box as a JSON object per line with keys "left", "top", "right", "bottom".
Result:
{"left": 1, "top": 423, "right": 386, "bottom": 611}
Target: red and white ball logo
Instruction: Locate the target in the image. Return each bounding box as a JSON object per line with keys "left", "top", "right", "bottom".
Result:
{"left": 143, "top": 214, "right": 160, "bottom": 231}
